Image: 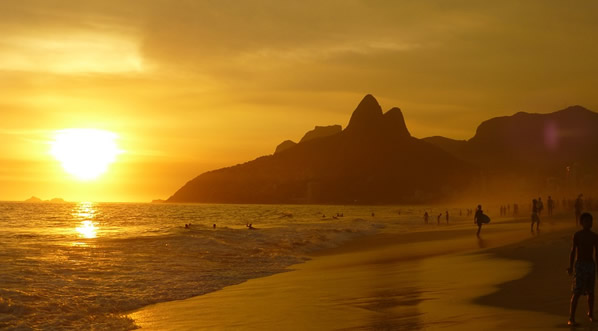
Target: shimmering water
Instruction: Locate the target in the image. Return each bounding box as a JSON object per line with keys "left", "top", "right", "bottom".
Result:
{"left": 0, "top": 202, "right": 437, "bottom": 330}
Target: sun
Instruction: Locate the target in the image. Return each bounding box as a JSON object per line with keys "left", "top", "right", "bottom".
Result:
{"left": 51, "top": 129, "right": 121, "bottom": 180}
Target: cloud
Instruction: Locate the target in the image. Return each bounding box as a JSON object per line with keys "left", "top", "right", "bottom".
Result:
{"left": 0, "top": 33, "right": 143, "bottom": 73}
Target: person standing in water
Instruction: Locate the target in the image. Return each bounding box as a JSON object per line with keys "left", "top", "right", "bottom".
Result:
{"left": 474, "top": 205, "right": 484, "bottom": 237}
{"left": 568, "top": 213, "right": 598, "bottom": 326}
{"left": 531, "top": 198, "right": 540, "bottom": 232}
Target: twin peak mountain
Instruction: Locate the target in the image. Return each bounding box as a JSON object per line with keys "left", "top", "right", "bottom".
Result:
{"left": 275, "top": 94, "right": 409, "bottom": 154}
{"left": 168, "top": 95, "right": 598, "bottom": 204}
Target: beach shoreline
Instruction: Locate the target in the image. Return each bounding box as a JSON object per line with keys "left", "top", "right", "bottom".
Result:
{"left": 129, "top": 213, "right": 581, "bottom": 330}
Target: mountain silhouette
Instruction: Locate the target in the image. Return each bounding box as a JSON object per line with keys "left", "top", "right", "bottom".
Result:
{"left": 423, "top": 105, "right": 598, "bottom": 176}
{"left": 274, "top": 140, "right": 297, "bottom": 154}
{"left": 299, "top": 125, "right": 342, "bottom": 144}
{"left": 274, "top": 125, "right": 342, "bottom": 155}
{"left": 168, "top": 95, "right": 474, "bottom": 204}
{"left": 422, "top": 105, "right": 598, "bottom": 196}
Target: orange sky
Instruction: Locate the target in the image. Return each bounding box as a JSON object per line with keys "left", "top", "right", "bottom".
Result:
{"left": 1, "top": 1, "right": 598, "bottom": 202}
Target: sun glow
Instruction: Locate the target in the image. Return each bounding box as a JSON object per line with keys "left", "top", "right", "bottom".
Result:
{"left": 51, "top": 129, "right": 121, "bottom": 180}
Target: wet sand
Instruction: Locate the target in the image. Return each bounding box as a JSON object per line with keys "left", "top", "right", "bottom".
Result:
{"left": 130, "top": 213, "right": 582, "bottom": 330}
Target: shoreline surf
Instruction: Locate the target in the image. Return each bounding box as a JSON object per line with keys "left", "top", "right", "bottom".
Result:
{"left": 130, "top": 212, "right": 577, "bottom": 330}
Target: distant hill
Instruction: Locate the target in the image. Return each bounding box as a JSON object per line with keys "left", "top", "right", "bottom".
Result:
{"left": 423, "top": 105, "right": 598, "bottom": 195}
{"left": 274, "top": 140, "right": 297, "bottom": 154}
{"left": 274, "top": 125, "right": 342, "bottom": 155}
{"left": 49, "top": 198, "right": 66, "bottom": 203}
{"left": 299, "top": 125, "right": 342, "bottom": 143}
{"left": 424, "top": 106, "right": 598, "bottom": 175}
{"left": 168, "top": 95, "right": 475, "bottom": 204}
{"left": 24, "top": 196, "right": 67, "bottom": 203}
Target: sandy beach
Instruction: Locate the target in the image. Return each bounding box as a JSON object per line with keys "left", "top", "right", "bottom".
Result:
{"left": 130, "top": 212, "right": 585, "bottom": 330}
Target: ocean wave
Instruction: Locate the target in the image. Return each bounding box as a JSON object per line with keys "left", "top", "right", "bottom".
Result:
{"left": 0, "top": 202, "right": 385, "bottom": 330}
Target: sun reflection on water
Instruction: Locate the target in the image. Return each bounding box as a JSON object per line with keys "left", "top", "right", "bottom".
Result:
{"left": 75, "top": 220, "right": 97, "bottom": 239}
{"left": 73, "top": 202, "right": 98, "bottom": 239}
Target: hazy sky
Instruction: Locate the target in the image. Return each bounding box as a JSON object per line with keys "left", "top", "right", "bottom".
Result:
{"left": 2, "top": 1, "right": 598, "bottom": 202}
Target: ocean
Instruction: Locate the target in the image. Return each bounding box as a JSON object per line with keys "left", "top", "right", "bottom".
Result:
{"left": 0, "top": 201, "right": 444, "bottom": 330}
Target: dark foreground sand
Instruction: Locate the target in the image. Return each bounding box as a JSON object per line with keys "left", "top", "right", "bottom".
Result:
{"left": 130, "top": 213, "right": 588, "bottom": 330}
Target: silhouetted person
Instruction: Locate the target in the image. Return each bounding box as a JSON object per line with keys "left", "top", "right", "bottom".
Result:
{"left": 424, "top": 212, "right": 429, "bottom": 224}
{"left": 437, "top": 213, "right": 441, "bottom": 225}
{"left": 445, "top": 210, "right": 449, "bottom": 224}
{"left": 531, "top": 199, "right": 540, "bottom": 232}
{"left": 213, "top": 224, "right": 216, "bottom": 229}
{"left": 568, "top": 213, "right": 598, "bottom": 326}
{"left": 474, "top": 205, "right": 484, "bottom": 237}
{"left": 547, "top": 196, "right": 554, "bottom": 216}
{"left": 576, "top": 194, "right": 585, "bottom": 225}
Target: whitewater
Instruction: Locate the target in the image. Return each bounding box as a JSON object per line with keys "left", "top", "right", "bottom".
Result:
{"left": 0, "top": 201, "right": 437, "bottom": 330}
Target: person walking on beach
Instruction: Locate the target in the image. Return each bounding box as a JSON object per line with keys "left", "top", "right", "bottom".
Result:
{"left": 424, "top": 211, "right": 429, "bottom": 224}
{"left": 437, "top": 213, "right": 441, "bottom": 225}
{"left": 576, "top": 194, "right": 584, "bottom": 225}
{"left": 474, "top": 205, "right": 484, "bottom": 237}
{"left": 567, "top": 212, "right": 598, "bottom": 326}
{"left": 531, "top": 199, "right": 540, "bottom": 232}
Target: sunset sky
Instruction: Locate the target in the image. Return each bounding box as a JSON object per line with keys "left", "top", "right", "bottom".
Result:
{"left": 1, "top": 1, "right": 598, "bottom": 202}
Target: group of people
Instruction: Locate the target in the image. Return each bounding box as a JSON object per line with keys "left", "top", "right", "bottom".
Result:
{"left": 471, "top": 193, "right": 594, "bottom": 326}
{"left": 422, "top": 210, "right": 450, "bottom": 225}
{"left": 498, "top": 203, "right": 520, "bottom": 217}
{"left": 471, "top": 194, "right": 596, "bottom": 326}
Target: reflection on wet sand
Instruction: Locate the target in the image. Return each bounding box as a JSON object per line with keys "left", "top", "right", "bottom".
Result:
{"left": 361, "top": 287, "right": 423, "bottom": 330}
{"left": 131, "top": 216, "right": 575, "bottom": 330}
